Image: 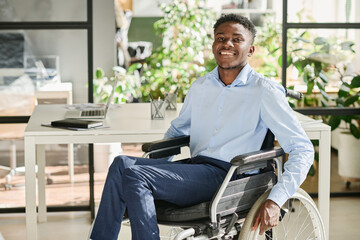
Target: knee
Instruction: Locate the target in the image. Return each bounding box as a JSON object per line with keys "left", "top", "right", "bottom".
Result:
{"left": 122, "top": 166, "right": 143, "bottom": 181}
{"left": 122, "top": 166, "right": 148, "bottom": 189}
{"left": 108, "top": 155, "right": 129, "bottom": 176}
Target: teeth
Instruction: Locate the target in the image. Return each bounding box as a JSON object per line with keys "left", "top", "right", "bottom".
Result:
{"left": 220, "top": 52, "right": 234, "bottom": 55}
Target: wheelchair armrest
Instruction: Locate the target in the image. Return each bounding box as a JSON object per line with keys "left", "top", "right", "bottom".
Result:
{"left": 230, "top": 147, "right": 284, "bottom": 173}
{"left": 142, "top": 135, "right": 190, "bottom": 158}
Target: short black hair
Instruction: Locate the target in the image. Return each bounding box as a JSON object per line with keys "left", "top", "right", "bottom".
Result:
{"left": 213, "top": 14, "right": 256, "bottom": 43}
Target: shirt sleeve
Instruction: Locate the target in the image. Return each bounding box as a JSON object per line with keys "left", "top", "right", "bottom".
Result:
{"left": 260, "top": 83, "right": 314, "bottom": 207}
{"left": 164, "top": 87, "right": 193, "bottom": 139}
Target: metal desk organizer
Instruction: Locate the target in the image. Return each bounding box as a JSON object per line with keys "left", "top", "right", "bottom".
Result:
{"left": 165, "top": 88, "right": 178, "bottom": 111}
{"left": 151, "top": 97, "right": 166, "bottom": 120}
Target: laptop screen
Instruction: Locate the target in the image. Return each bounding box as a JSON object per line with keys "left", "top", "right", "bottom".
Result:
{"left": 103, "top": 75, "right": 119, "bottom": 118}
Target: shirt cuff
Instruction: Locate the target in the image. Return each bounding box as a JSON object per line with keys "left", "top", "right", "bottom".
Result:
{"left": 267, "top": 188, "right": 289, "bottom": 208}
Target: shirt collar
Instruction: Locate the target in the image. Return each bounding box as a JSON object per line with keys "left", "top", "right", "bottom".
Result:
{"left": 211, "top": 63, "right": 253, "bottom": 87}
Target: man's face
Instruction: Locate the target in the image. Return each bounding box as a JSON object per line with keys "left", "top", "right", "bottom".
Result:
{"left": 212, "top": 22, "right": 254, "bottom": 70}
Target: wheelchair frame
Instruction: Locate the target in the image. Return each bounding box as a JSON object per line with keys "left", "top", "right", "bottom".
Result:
{"left": 142, "top": 136, "right": 325, "bottom": 240}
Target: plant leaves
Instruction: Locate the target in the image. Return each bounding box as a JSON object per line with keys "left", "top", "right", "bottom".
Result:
{"left": 288, "top": 101, "right": 295, "bottom": 108}
{"left": 314, "top": 151, "right": 319, "bottom": 162}
{"left": 316, "top": 80, "right": 325, "bottom": 91}
{"left": 328, "top": 116, "right": 341, "bottom": 130}
{"left": 340, "top": 41, "right": 355, "bottom": 51}
{"left": 321, "top": 99, "right": 328, "bottom": 107}
{"left": 351, "top": 75, "right": 360, "bottom": 88}
{"left": 314, "top": 37, "right": 328, "bottom": 45}
{"left": 95, "top": 68, "right": 104, "bottom": 79}
{"left": 307, "top": 81, "right": 314, "bottom": 95}
{"left": 319, "top": 72, "right": 328, "bottom": 83}
{"left": 320, "top": 44, "right": 330, "bottom": 53}
{"left": 308, "top": 164, "right": 315, "bottom": 176}
{"left": 320, "top": 89, "right": 329, "bottom": 101}
{"left": 343, "top": 95, "right": 359, "bottom": 106}
{"left": 350, "top": 123, "right": 360, "bottom": 139}
{"left": 295, "top": 37, "right": 311, "bottom": 43}
{"left": 311, "top": 140, "right": 319, "bottom": 146}
{"left": 314, "top": 62, "right": 322, "bottom": 76}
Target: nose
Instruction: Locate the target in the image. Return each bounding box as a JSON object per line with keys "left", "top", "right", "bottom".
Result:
{"left": 223, "top": 39, "right": 234, "bottom": 48}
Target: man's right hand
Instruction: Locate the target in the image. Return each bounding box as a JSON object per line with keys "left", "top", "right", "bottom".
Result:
{"left": 251, "top": 199, "right": 280, "bottom": 235}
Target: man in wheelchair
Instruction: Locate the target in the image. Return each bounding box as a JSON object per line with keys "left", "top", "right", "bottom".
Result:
{"left": 90, "top": 14, "right": 317, "bottom": 240}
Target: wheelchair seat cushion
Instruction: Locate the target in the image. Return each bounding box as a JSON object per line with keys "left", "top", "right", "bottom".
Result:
{"left": 155, "top": 200, "right": 210, "bottom": 222}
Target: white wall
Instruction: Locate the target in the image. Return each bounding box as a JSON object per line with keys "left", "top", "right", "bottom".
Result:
{"left": 93, "top": 0, "right": 116, "bottom": 89}
{"left": 133, "top": 0, "right": 222, "bottom": 17}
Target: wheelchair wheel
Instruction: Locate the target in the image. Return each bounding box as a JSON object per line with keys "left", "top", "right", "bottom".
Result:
{"left": 238, "top": 188, "right": 325, "bottom": 240}
{"left": 159, "top": 226, "right": 184, "bottom": 240}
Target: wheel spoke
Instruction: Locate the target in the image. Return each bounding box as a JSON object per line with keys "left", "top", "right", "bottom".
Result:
{"left": 285, "top": 200, "right": 306, "bottom": 238}
{"left": 239, "top": 189, "right": 325, "bottom": 240}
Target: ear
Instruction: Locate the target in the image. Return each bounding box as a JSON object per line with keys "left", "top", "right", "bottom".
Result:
{"left": 248, "top": 46, "right": 255, "bottom": 57}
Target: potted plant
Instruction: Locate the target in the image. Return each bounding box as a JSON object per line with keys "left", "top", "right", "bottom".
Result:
{"left": 139, "top": 0, "right": 216, "bottom": 102}
{"left": 328, "top": 74, "right": 360, "bottom": 187}
{"left": 93, "top": 65, "right": 142, "bottom": 104}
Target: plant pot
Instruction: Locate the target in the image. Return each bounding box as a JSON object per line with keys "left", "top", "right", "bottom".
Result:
{"left": 338, "top": 132, "right": 360, "bottom": 179}
{"left": 331, "top": 122, "right": 348, "bottom": 150}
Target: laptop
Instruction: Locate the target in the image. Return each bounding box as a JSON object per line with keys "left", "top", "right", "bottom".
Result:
{"left": 64, "top": 76, "right": 118, "bottom": 119}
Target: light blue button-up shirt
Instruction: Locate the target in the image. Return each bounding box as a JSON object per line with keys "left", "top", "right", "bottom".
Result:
{"left": 164, "top": 64, "right": 314, "bottom": 207}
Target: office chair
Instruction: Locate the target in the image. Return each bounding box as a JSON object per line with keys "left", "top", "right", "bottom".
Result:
{"left": 0, "top": 92, "right": 35, "bottom": 190}
{"left": 139, "top": 89, "right": 325, "bottom": 240}
{"left": 0, "top": 75, "right": 53, "bottom": 190}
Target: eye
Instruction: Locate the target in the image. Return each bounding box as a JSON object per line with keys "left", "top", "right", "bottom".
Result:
{"left": 217, "top": 36, "right": 224, "bottom": 41}
{"left": 233, "top": 38, "right": 242, "bottom": 43}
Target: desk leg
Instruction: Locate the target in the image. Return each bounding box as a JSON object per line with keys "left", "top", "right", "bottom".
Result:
{"left": 25, "top": 137, "right": 37, "bottom": 240}
{"left": 68, "top": 144, "right": 74, "bottom": 183}
{"left": 318, "top": 130, "right": 331, "bottom": 240}
{"left": 37, "top": 144, "right": 47, "bottom": 222}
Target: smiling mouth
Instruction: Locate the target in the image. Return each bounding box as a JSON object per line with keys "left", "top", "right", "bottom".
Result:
{"left": 219, "top": 51, "right": 236, "bottom": 56}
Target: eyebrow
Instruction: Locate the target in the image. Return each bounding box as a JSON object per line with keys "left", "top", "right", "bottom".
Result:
{"left": 215, "top": 32, "right": 243, "bottom": 37}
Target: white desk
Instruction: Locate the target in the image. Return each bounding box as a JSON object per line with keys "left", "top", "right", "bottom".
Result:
{"left": 24, "top": 104, "right": 331, "bottom": 240}
{"left": 35, "top": 82, "right": 75, "bottom": 183}
{"left": 295, "top": 112, "right": 331, "bottom": 240}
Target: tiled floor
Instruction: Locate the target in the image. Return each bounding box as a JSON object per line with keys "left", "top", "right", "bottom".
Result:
{"left": 0, "top": 197, "right": 359, "bottom": 239}
{"left": 0, "top": 145, "right": 359, "bottom": 239}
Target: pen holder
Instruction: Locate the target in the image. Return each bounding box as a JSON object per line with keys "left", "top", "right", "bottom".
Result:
{"left": 151, "top": 98, "right": 166, "bottom": 120}
{"left": 165, "top": 92, "right": 177, "bottom": 111}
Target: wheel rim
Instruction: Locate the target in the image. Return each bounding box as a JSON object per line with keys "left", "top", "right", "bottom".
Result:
{"left": 246, "top": 193, "right": 324, "bottom": 240}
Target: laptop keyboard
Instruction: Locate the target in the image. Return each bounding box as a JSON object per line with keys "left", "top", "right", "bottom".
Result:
{"left": 81, "top": 109, "right": 105, "bottom": 117}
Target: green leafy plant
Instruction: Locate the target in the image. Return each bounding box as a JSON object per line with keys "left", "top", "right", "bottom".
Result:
{"left": 253, "top": 15, "right": 355, "bottom": 109}
{"left": 328, "top": 74, "right": 360, "bottom": 139}
{"left": 140, "top": 0, "right": 216, "bottom": 102}
{"left": 252, "top": 16, "right": 282, "bottom": 78}
{"left": 290, "top": 35, "right": 355, "bottom": 107}
{"left": 93, "top": 65, "right": 142, "bottom": 104}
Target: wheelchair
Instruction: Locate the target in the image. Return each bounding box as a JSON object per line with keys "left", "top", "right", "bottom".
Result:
{"left": 140, "top": 90, "right": 325, "bottom": 240}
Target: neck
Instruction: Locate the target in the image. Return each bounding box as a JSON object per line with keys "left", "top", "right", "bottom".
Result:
{"left": 218, "top": 64, "right": 245, "bottom": 85}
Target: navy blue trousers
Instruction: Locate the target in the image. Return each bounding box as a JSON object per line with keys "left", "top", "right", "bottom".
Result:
{"left": 90, "top": 155, "right": 234, "bottom": 240}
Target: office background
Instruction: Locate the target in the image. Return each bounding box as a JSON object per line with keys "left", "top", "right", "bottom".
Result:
{"left": 0, "top": 0, "right": 359, "bottom": 239}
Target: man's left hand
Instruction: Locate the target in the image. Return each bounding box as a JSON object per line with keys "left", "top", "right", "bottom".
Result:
{"left": 251, "top": 199, "right": 280, "bottom": 235}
